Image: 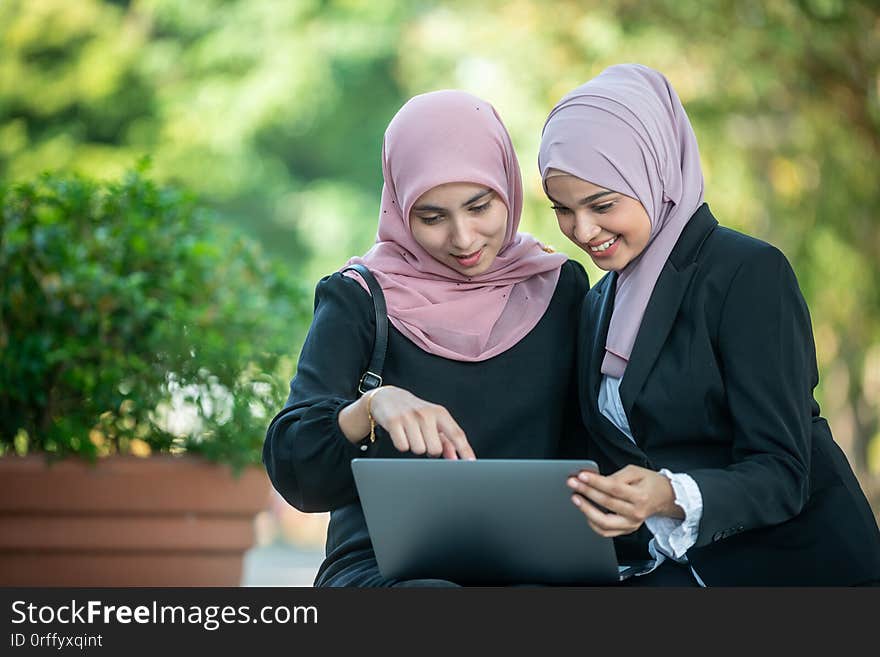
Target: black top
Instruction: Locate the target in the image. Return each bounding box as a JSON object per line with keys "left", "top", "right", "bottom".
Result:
{"left": 580, "top": 203, "right": 880, "bottom": 585}
{"left": 264, "top": 260, "right": 590, "bottom": 585}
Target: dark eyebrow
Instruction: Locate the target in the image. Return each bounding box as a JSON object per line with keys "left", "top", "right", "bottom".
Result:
{"left": 547, "top": 190, "right": 615, "bottom": 206}
{"left": 411, "top": 203, "right": 445, "bottom": 213}
{"left": 462, "top": 188, "right": 493, "bottom": 207}
{"left": 412, "top": 188, "right": 494, "bottom": 213}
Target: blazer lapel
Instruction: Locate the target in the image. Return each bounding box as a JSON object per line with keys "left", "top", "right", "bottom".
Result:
{"left": 580, "top": 273, "right": 649, "bottom": 466}
{"left": 618, "top": 261, "right": 697, "bottom": 423}
{"left": 618, "top": 204, "right": 717, "bottom": 423}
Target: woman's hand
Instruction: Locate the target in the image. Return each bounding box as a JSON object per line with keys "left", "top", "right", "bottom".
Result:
{"left": 339, "top": 386, "right": 476, "bottom": 460}
{"left": 566, "top": 464, "right": 683, "bottom": 537}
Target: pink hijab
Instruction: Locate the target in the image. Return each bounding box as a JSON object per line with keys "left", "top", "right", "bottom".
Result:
{"left": 538, "top": 64, "right": 705, "bottom": 377}
{"left": 345, "top": 90, "right": 567, "bottom": 362}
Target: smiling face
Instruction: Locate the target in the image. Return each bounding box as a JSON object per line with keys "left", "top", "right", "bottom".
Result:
{"left": 545, "top": 174, "right": 652, "bottom": 272}
{"left": 409, "top": 182, "right": 508, "bottom": 276}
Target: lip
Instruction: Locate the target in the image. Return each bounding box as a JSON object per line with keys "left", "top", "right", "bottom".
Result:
{"left": 452, "top": 248, "right": 483, "bottom": 268}
{"left": 587, "top": 235, "right": 621, "bottom": 258}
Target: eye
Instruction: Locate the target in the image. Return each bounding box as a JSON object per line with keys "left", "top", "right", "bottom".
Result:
{"left": 551, "top": 205, "right": 572, "bottom": 215}
{"left": 469, "top": 200, "right": 492, "bottom": 214}
{"left": 417, "top": 215, "right": 444, "bottom": 225}
{"left": 591, "top": 201, "right": 616, "bottom": 214}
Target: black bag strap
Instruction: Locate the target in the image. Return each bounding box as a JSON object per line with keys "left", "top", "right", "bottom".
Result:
{"left": 341, "top": 264, "right": 388, "bottom": 395}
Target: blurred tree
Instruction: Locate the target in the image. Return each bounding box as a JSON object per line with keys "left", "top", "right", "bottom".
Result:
{"left": 1, "top": 0, "right": 878, "bottom": 505}
{"left": 0, "top": 0, "right": 417, "bottom": 273}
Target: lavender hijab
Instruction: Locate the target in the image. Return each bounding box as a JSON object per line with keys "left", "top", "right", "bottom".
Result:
{"left": 346, "top": 90, "right": 566, "bottom": 362}
{"left": 538, "top": 64, "right": 705, "bottom": 377}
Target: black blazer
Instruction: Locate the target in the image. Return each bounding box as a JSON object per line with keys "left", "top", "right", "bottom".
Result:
{"left": 579, "top": 203, "right": 880, "bottom": 586}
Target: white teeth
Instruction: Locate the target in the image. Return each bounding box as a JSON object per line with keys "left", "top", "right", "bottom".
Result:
{"left": 590, "top": 235, "right": 619, "bottom": 252}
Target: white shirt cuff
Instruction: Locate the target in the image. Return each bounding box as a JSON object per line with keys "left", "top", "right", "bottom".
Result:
{"left": 644, "top": 469, "right": 703, "bottom": 560}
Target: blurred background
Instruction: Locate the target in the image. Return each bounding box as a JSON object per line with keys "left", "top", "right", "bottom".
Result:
{"left": 1, "top": 0, "right": 878, "bottom": 585}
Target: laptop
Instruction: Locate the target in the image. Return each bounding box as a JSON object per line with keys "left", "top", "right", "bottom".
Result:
{"left": 351, "top": 458, "right": 650, "bottom": 585}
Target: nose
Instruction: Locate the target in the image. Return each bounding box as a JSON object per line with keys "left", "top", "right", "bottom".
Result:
{"left": 450, "top": 216, "right": 477, "bottom": 251}
{"left": 572, "top": 213, "right": 601, "bottom": 244}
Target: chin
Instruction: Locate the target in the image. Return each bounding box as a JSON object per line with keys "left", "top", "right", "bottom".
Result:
{"left": 589, "top": 252, "right": 631, "bottom": 272}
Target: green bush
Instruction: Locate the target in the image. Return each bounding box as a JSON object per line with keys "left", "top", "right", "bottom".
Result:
{"left": 0, "top": 165, "right": 309, "bottom": 470}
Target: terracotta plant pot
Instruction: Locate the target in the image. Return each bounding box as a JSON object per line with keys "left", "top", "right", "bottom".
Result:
{"left": 0, "top": 454, "right": 272, "bottom": 586}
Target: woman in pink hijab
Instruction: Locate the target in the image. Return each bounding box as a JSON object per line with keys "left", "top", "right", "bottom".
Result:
{"left": 540, "top": 63, "right": 880, "bottom": 586}
{"left": 265, "top": 90, "right": 590, "bottom": 586}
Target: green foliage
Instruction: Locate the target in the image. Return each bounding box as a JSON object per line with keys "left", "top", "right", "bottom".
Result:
{"left": 0, "top": 165, "right": 309, "bottom": 470}
{"left": 1, "top": 0, "right": 878, "bottom": 487}
{"left": 0, "top": 0, "right": 412, "bottom": 267}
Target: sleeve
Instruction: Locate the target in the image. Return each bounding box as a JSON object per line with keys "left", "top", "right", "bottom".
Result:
{"left": 262, "top": 273, "right": 378, "bottom": 513}
{"left": 645, "top": 470, "right": 703, "bottom": 558}
{"left": 688, "top": 245, "right": 814, "bottom": 549}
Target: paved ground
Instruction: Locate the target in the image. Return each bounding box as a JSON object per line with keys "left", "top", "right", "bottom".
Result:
{"left": 241, "top": 543, "right": 324, "bottom": 587}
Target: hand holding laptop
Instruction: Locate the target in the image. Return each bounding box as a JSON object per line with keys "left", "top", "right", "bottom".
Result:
{"left": 567, "top": 464, "right": 683, "bottom": 538}
{"left": 338, "top": 385, "right": 477, "bottom": 460}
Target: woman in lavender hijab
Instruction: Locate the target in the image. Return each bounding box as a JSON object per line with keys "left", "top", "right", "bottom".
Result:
{"left": 539, "top": 63, "right": 880, "bottom": 586}
{"left": 264, "top": 90, "right": 589, "bottom": 586}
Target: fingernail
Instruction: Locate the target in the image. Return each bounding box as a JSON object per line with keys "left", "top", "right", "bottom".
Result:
{"left": 572, "top": 495, "right": 582, "bottom": 507}
{"left": 578, "top": 472, "right": 590, "bottom": 482}
{"left": 567, "top": 477, "right": 578, "bottom": 488}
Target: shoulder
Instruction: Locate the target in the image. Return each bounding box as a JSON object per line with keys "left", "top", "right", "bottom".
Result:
{"left": 700, "top": 225, "right": 797, "bottom": 287}
{"left": 557, "top": 258, "right": 590, "bottom": 294}
{"left": 312, "top": 271, "right": 374, "bottom": 322}
{"left": 698, "top": 226, "right": 805, "bottom": 323}
{"left": 545, "top": 259, "right": 590, "bottom": 316}
{"left": 704, "top": 225, "right": 790, "bottom": 268}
